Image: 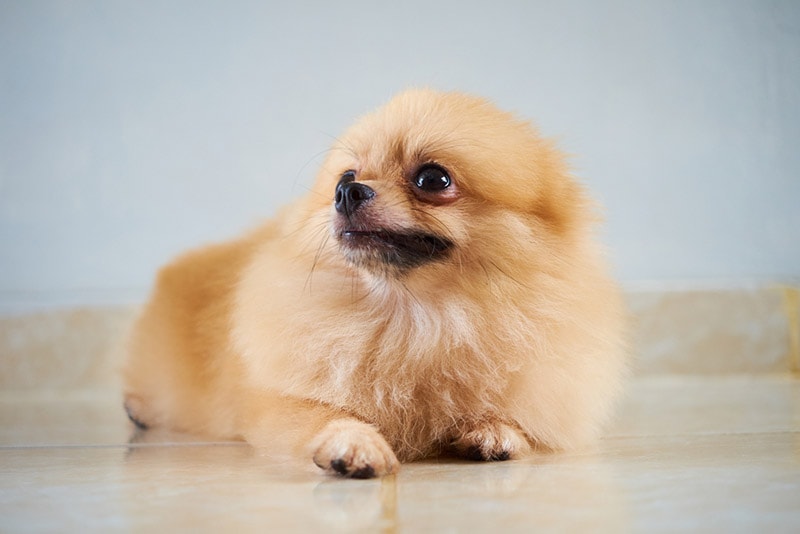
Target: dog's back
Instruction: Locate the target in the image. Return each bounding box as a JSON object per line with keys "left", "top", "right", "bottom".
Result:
{"left": 123, "top": 226, "right": 271, "bottom": 438}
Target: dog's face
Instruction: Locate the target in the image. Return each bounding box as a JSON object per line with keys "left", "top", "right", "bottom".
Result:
{"left": 332, "top": 163, "right": 456, "bottom": 271}
{"left": 311, "top": 90, "right": 584, "bottom": 279}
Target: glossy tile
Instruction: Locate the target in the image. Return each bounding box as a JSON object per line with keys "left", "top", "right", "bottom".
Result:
{"left": 1, "top": 432, "right": 798, "bottom": 532}
{"left": 1, "top": 376, "right": 799, "bottom": 531}
{"left": 2, "top": 376, "right": 797, "bottom": 449}
{"left": 626, "top": 287, "right": 792, "bottom": 374}
{"left": 0, "top": 393, "right": 130, "bottom": 447}
{"left": 0, "top": 392, "right": 230, "bottom": 448}
{"left": 610, "top": 375, "right": 800, "bottom": 437}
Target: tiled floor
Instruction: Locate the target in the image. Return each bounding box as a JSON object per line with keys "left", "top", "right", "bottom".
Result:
{"left": 1, "top": 376, "right": 799, "bottom": 532}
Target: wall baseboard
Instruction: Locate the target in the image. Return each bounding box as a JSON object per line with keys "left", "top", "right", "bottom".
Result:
{"left": 1, "top": 285, "right": 797, "bottom": 394}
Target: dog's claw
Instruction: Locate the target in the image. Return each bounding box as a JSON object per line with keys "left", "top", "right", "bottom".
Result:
{"left": 124, "top": 397, "right": 150, "bottom": 430}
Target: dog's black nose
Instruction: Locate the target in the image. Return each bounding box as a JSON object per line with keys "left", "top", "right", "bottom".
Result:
{"left": 335, "top": 178, "right": 375, "bottom": 216}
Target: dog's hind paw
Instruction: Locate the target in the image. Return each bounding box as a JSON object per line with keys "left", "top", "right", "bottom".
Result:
{"left": 123, "top": 395, "right": 151, "bottom": 430}
{"left": 451, "top": 421, "right": 531, "bottom": 461}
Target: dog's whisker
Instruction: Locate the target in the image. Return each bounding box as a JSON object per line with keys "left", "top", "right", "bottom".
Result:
{"left": 408, "top": 207, "right": 456, "bottom": 241}
{"left": 291, "top": 147, "right": 343, "bottom": 197}
{"left": 480, "top": 258, "right": 531, "bottom": 290}
{"left": 304, "top": 232, "right": 332, "bottom": 294}
{"left": 321, "top": 132, "right": 360, "bottom": 161}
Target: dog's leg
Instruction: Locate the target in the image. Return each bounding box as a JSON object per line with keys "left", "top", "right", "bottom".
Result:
{"left": 239, "top": 389, "right": 399, "bottom": 478}
{"left": 451, "top": 421, "right": 531, "bottom": 461}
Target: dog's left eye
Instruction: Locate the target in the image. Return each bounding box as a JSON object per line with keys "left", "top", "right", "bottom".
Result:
{"left": 414, "top": 166, "right": 451, "bottom": 192}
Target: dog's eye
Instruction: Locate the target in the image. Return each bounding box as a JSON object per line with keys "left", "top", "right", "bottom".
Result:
{"left": 414, "top": 166, "right": 451, "bottom": 192}
{"left": 341, "top": 170, "right": 356, "bottom": 182}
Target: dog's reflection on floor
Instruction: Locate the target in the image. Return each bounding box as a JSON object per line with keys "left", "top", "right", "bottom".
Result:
{"left": 123, "top": 425, "right": 627, "bottom": 531}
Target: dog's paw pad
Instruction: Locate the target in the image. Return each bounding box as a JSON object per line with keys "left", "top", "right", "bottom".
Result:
{"left": 329, "top": 459, "right": 375, "bottom": 479}
{"left": 311, "top": 420, "right": 399, "bottom": 478}
{"left": 452, "top": 422, "right": 529, "bottom": 462}
{"left": 464, "top": 444, "right": 512, "bottom": 462}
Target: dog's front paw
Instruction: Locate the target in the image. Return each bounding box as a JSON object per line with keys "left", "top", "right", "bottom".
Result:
{"left": 311, "top": 419, "right": 399, "bottom": 478}
{"left": 452, "top": 421, "right": 531, "bottom": 461}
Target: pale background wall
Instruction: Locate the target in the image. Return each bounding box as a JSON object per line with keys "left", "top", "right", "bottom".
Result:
{"left": 1, "top": 0, "right": 798, "bottom": 313}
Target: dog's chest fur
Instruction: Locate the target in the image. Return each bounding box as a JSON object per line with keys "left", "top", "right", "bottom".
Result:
{"left": 312, "top": 293, "right": 520, "bottom": 460}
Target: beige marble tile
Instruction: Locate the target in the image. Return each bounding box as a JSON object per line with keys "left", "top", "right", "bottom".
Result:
{"left": 626, "top": 287, "right": 793, "bottom": 374}
{"left": 2, "top": 376, "right": 798, "bottom": 448}
{"left": 0, "top": 392, "right": 233, "bottom": 448}
{"left": 1, "top": 377, "right": 798, "bottom": 531}
{"left": 1, "top": 432, "right": 798, "bottom": 532}
{"left": 0, "top": 393, "right": 129, "bottom": 448}
{"left": 610, "top": 375, "right": 800, "bottom": 437}
{"left": 0, "top": 307, "right": 136, "bottom": 392}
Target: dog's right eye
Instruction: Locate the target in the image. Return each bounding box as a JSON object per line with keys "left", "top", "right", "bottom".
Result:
{"left": 414, "top": 165, "right": 451, "bottom": 192}
{"left": 341, "top": 170, "right": 356, "bottom": 182}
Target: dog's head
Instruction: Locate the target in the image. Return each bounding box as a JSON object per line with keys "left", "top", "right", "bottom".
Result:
{"left": 311, "top": 89, "right": 588, "bottom": 280}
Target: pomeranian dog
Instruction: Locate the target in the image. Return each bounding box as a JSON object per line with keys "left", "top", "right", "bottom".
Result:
{"left": 123, "top": 89, "right": 627, "bottom": 478}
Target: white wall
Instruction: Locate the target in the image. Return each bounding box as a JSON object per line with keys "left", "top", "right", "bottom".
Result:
{"left": 1, "top": 0, "right": 798, "bottom": 312}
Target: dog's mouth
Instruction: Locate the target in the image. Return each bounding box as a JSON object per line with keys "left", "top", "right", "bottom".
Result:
{"left": 339, "top": 229, "right": 453, "bottom": 270}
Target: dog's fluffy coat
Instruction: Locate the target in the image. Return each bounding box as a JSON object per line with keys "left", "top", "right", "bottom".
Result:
{"left": 123, "top": 90, "right": 627, "bottom": 478}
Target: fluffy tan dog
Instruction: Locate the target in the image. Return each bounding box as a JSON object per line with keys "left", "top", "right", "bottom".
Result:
{"left": 123, "top": 89, "right": 627, "bottom": 478}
